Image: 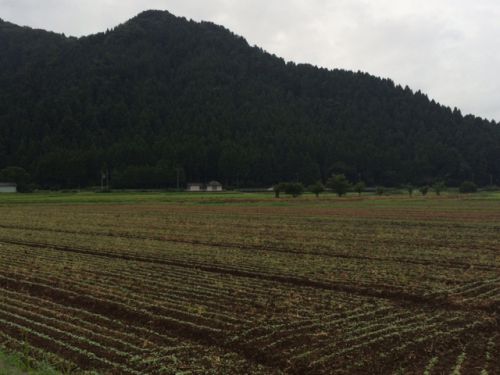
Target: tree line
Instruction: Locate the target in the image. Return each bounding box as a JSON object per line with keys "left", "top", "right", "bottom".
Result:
{"left": 273, "top": 175, "right": 479, "bottom": 198}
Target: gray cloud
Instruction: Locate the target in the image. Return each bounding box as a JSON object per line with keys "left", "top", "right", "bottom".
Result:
{"left": 1, "top": 0, "right": 499, "bottom": 120}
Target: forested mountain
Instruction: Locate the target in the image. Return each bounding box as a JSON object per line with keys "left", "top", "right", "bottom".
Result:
{"left": 0, "top": 10, "right": 499, "bottom": 188}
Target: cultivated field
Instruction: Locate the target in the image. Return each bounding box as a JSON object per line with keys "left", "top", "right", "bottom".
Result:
{"left": 0, "top": 192, "right": 498, "bottom": 374}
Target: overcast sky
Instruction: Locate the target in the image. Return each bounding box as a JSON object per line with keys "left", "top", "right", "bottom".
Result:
{"left": 1, "top": 0, "right": 499, "bottom": 121}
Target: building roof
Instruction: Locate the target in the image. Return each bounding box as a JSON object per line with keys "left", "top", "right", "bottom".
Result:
{"left": 0, "top": 182, "right": 16, "bottom": 187}
{"left": 207, "top": 181, "right": 222, "bottom": 186}
{"left": 187, "top": 182, "right": 203, "bottom": 186}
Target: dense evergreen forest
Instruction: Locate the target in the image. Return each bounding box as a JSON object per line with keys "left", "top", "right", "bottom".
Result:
{"left": 0, "top": 10, "right": 499, "bottom": 189}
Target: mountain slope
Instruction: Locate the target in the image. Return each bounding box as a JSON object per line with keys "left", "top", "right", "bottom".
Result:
{"left": 0, "top": 10, "right": 499, "bottom": 188}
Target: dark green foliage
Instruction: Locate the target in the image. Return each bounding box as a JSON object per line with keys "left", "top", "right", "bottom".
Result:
{"left": 419, "top": 186, "right": 429, "bottom": 196}
{"left": 112, "top": 164, "right": 183, "bottom": 189}
{"left": 353, "top": 181, "right": 366, "bottom": 196}
{"left": 274, "top": 182, "right": 304, "bottom": 198}
{"left": 405, "top": 184, "right": 414, "bottom": 197}
{"left": 308, "top": 181, "right": 325, "bottom": 197}
{"left": 273, "top": 183, "right": 286, "bottom": 198}
{"left": 0, "top": 11, "right": 500, "bottom": 189}
{"left": 283, "top": 182, "right": 305, "bottom": 197}
{"left": 459, "top": 181, "right": 478, "bottom": 194}
{"left": 482, "top": 184, "right": 499, "bottom": 191}
{"left": 433, "top": 181, "right": 446, "bottom": 195}
{"left": 0, "top": 166, "right": 33, "bottom": 192}
{"left": 327, "top": 174, "right": 351, "bottom": 197}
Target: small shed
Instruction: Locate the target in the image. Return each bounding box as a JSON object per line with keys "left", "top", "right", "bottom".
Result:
{"left": 0, "top": 183, "right": 17, "bottom": 193}
{"left": 206, "top": 181, "right": 223, "bottom": 192}
{"left": 187, "top": 183, "right": 204, "bottom": 192}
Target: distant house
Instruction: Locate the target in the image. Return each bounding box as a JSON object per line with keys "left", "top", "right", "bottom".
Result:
{"left": 186, "top": 181, "right": 223, "bottom": 192}
{"left": 0, "top": 183, "right": 17, "bottom": 193}
{"left": 206, "top": 181, "right": 223, "bottom": 192}
{"left": 187, "top": 183, "right": 204, "bottom": 192}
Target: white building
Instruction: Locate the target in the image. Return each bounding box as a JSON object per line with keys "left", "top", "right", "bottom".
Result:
{"left": 186, "top": 181, "right": 223, "bottom": 192}
{"left": 0, "top": 183, "right": 17, "bottom": 193}
{"left": 186, "top": 183, "right": 204, "bottom": 192}
{"left": 206, "top": 181, "right": 223, "bottom": 192}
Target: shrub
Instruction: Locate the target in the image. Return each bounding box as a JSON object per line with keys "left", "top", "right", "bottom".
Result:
{"left": 353, "top": 181, "right": 366, "bottom": 196}
{"left": 274, "top": 182, "right": 304, "bottom": 198}
{"left": 405, "top": 184, "right": 414, "bottom": 197}
{"left": 308, "top": 182, "right": 325, "bottom": 198}
{"left": 273, "top": 183, "right": 287, "bottom": 198}
{"left": 459, "top": 181, "right": 477, "bottom": 194}
{"left": 284, "top": 182, "right": 305, "bottom": 197}
{"left": 327, "top": 174, "right": 351, "bottom": 197}
{"left": 433, "top": 181, "right": 446, "bottom": 195}
{"left": 481, "top": 185, "right": 498, "bottom": 192}
{"left": 419, "top": 186, "right": 429, "bottom": 196}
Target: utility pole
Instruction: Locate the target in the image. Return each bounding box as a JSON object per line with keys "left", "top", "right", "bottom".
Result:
{"left": 176, "top": 167, "right": 181, "bottom": 191}
{"left": 101, "top": 171, "right": 106, "bottom": 192}
{"left": 101, "top": 166, "right": 110, "bottom": 191}
{"left": 101, "top": 163, "right": 109, "bottom": 192}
